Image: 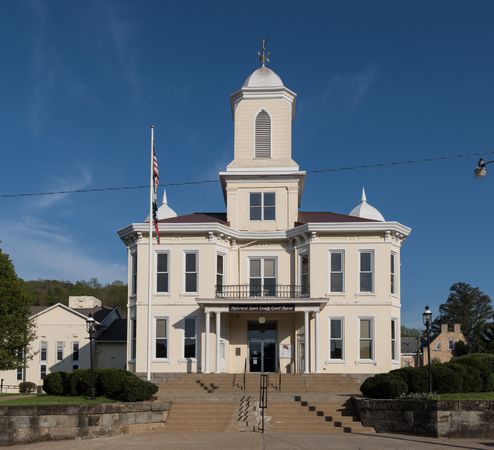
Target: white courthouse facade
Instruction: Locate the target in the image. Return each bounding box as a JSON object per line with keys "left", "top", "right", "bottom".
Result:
{"left": 118, "top": 56, "right": 411, "bottom": 377}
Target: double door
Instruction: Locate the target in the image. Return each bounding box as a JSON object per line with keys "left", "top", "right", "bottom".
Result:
{"left": 249, "top": 340, "right": 277, "bottom": 373}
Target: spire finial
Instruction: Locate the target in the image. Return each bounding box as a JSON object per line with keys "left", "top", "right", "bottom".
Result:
{"left": 162, "top": 188, "right": 168, "bottom": 205}
{"left": 258, "top": 38, "right": 270, "bottom": 67}
{"left": 361, "top": 187, "right": 367, "bottom": 203}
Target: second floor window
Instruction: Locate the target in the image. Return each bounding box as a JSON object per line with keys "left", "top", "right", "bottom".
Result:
{"left": 300, "top": 254, "right": 309, "bottom": 295}
{"left": 72, "top": 342, "right": 79, "bottom": 362}
{"left": 391, "top": 252, "right": 397, "bottom": 294}
{"left": 216, "top": 254, "right": 224, "bottom": 293}
{"left": 185, "top": 252, "right": 198, "bottom": 293}
{"left": 56, "top": 342, "right": 64, "bottom": 361}
{"left": 250, "top": 258, "right": 276, "bottom": 296}
{"left": 131, "top": 252, "right": 137, "bottom": 295}
{"left": 156, "top": 253, "right": 169, "bottom": 293}
{"left": 40, "top": 341, "right": 47, "bottom": 362}
{"left": 360, "top": 251, "right": 374, "bottom": 293}
{"left": 330, "top": 251, "right": 344, "bottom": 293}
{"left": 250, "top": 192, "right": 275, "bottom": 221}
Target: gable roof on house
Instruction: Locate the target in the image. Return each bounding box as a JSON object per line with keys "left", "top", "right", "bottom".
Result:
{"left": 96, "top": 318, "right": 127, "bottom": 342}
{"left": 401, "top": 336, "right": 420, "bottom": 354}
{"left": 30, "top": 303, "right": 116, "bottom": 324}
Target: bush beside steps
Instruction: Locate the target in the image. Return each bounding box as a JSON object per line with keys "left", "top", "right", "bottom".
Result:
{"left": 361, "top": 353, "right": 494, "bottom": 399}
{"left": 43, "top": 368, "right": 158, "bottom": 402}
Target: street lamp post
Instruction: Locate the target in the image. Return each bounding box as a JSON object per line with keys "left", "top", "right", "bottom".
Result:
{"left": 474, "top": 158, "right": 494, "bottom": 178}
{"left": 422, "top": 306, "right": 433, "bottom": 394}
{"left": 86, "top": 314, "right": 96, "bottom": 400}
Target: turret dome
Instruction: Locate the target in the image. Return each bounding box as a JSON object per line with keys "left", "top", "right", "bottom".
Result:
{"left": 349, "top": 188, "right": 385, "bottom": 222}
{"left": 243, "top": 66, "right": 284, "bottom": 88}
{"left": 145, "top": 189, "right": 177, "bottom": 222}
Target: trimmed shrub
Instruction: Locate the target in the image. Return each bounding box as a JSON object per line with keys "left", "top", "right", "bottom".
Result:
{"left": 43, "top": 371, "right": 67, "bottom": 396}
{"left": 360, "top": 374, "right": 407, "bottom": 399}
{"left": 65, "top": 369, "right": 87, "bottom": 396}
{"left": 390, "top": 366, "right": 429, "bottom": 393}
{"left": 445, "top": 363, "right": 482, "bottom": 393}
{"left": 452, "top": 340, "right": 468, "bottom": 357}
{"left": 452, "top": 353, "right": 494, "bottom": 391}
{"left": 430, "top": 364, "right": 463, "bottom": 393}
{"left": 78, "top": 368, "right": 104, "bottom": 396}
{"left": 120, "top": 377, "right": 158, "bottom": 402}
{"left": 99, "top": 368, "right": 133, "bottom": 398}
{"left": 19, "top": 381, "right": 37, "bottom": 394}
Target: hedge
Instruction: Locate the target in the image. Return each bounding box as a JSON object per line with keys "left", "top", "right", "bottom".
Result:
{"left": 361, "top": 353, "right": 494, "bottom": 398}
{"left": 42, "top": 368, "right": 158, "bottom": 402}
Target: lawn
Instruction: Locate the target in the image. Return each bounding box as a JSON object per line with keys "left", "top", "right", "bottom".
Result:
{"left": 439, "top": 392, "right": 494, "bottom": 400}
{"left": 0, "top": 395, "right": 116, "bottom": 406}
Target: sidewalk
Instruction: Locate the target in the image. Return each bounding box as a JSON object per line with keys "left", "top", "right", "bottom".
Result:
{"left": 12, "top": 431, "right": 494, "bottom": 450}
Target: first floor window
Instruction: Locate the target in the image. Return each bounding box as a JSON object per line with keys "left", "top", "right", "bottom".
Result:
{"left": 330, "top": 251, "right": 344, "bottom": 292}
{"left": 40, "top": 341, "right": 47, "bottom": 362}
{"left": 391, "top": 252, "right": 397, "bottom": 294}
{"left": 216, "top": 254, "right": 225, "bottom": 294}
{"left": 185, "top": 252, "right": 198, "bottom": 293}
{"left": 360, "top": 251, "right": 374, "bottom": 292}
{"left": 359, "top": 319, "right": 373, "bottom": 360}
{"left": 16, "top": 348, "right": 24, "bottom": 381}
{"left": 17, "top": 366, "right": 23, "bottom": 381}
{"left": 391, "top": 320, "right": 397, "bottom": 360}
{"left": 329, "top": 319, "right": 343, "bottom": 360}
{"left": 156, "top": 252, "right": 169, "bottom": 293}
{"left": 448, "top": 339, "right": 455, "bottom": 351}
{"left": 40, "top": 365, "right": 47, "bottom": 379}
{"left": 56, "top": 342, "right": 64, "bottom": 361}
{"left": 435, "top": 341, "right": 442, "bottom": 351}
{"left": 250, "top": 192, "right": 275, "bottom": 220}
{"left": 155, "top": 318, "right": 168, "bottom": 359}
{"left": 131, "top": 318, "right": 137, "bottom": 360}
{"left": 184, "top": 318, "right": 197, "bottom": 358}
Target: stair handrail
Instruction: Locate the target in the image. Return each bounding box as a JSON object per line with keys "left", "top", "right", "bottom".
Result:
{"left": 259, "top": 372, "right": 268, "bottom": 433}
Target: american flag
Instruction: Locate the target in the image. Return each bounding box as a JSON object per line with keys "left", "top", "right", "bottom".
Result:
{"left": 152, "top": 142, "right": 160, "bottom": 244}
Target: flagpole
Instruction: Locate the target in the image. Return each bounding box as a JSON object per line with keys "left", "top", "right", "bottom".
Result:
{"left": 147, "top": 125, "right": 154, "bottom": 382}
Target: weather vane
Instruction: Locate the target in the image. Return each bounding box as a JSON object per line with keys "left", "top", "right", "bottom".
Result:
{"left": 258, "top": 38, "right": 270, "bottom": 67}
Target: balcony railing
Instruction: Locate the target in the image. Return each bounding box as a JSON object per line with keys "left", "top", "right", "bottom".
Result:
{"left": 215, "top": 284, "right": 309, "bottom": 299}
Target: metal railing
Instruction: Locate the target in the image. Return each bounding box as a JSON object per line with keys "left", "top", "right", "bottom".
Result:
{"left": 259, "top": 373, "right": 269, "bottom": 433}
{"left": 216, "top": 284, "right": 309, "bottom": 299}
{"left": 243, "top": 357, "right": 247, "bottom": 392}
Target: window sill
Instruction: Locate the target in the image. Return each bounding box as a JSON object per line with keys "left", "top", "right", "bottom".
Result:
{"left": 327, "top": 292, "right": 345, "bottom": 296}
{"left": 357, "top": 360, "right": 376, "bottom": 365}
{"left": 154, "top": 293, "right": 171, "bottom": 297}
{"left": 179, "top": 358, "right": 198, "bottom": 363}
{"left": 357, "top": 292, "right": 376, "bottom": 296}
{"left": 181, "top": 293, "right": 198, "bottom": 297}
{"left": 152, "top": 359, "right": 170, "bottom": 363}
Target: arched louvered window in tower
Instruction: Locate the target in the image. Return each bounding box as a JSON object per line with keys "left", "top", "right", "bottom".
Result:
{"left": 255, "top": 110, "right": 271, "bottom": 158}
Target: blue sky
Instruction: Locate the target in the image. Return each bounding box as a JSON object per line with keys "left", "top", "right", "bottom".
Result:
{"left": 0, "top": 0, "right": 493, "bottom": 328}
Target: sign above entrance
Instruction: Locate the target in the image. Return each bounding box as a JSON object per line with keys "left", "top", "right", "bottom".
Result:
{"left": 229, "top": 304, "right": 295, "bottom": 312}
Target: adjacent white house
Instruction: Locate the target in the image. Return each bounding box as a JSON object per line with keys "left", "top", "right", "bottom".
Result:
{"left": 118, "top": 51, "right": 411, "bottom": 378}
{"left": 0, "top": 296, "right": 126, "bottom": 390}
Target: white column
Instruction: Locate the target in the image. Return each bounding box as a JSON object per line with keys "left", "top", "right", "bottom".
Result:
{"left": 314, "top": 311, "right": 320, "bottom": 373}
{"left": 204, "top": 311, "right": 210, "bottom": 373}
{"left": 215, "top": 311, "right": 221, "bottom": 373}
{"left": 304, "top": 311, "right": 309, "bottom": 374}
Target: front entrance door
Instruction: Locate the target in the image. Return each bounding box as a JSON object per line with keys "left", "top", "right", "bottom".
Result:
{"left": 248, "top": 321, "right": 277, "bottom": 373}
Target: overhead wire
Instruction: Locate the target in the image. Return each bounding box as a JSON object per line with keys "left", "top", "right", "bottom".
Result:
{"left": 1, "top": 149, "right": 493, "bottom": 199}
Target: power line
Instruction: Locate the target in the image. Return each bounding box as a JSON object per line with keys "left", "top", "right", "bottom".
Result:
{"left": 1, "top": 149, "right": 492, "bottom": 199}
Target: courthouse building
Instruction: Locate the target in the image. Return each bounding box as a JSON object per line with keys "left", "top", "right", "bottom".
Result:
{"left": 118, "top": 52, "right": 411, "bottom": 377}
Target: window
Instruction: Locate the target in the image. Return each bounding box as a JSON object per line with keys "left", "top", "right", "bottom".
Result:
{"left": 359, "top": 251, "right": 374, "bottom": 292}
{"left": 131, "top": 252, "right": 137, "bottom": 295}
{"left": 131, "top": 318, "right": 137, "bottom": 360}
{"left": 447, "top": 323, "right": 454, "bottom": 332}
{"left": 359, "top": 319, "right": 373, "bottom": 360}
{"left": 448, "top": 339, "right": 455, "bottom": 351}
{"left": 216, "top": 254, "right": 225, "bottom": 294}
{"left": 391, "top": 252, "right": 397, "bottom": 294}
{"left": 17, "top": 366, "right": 23, "bottom": 381}
{"left": 156, "top": 253, "right": 169, "bottom": 293}
{"left": 40, "top": 341, "right": 47, "bottom": 362}
{"left": 330, "top": 251, "right": 344, "bottom": 293}
{"left": 250, "top": 192, "right": 275, "bottom": 221}
{"left": 56, "top": 342, "right": 64, "bottom": 361}
{"left": 155, "top": 318, "right": 168, "bottom": 359}
{"left": 329, "top": 319, "right": 343, "bottom": 360}
{"left": 249, "top": 258, "right": 276, "bottom": 296}
{"left": 255, "top": 110, "right": 271, "bottom": 158}
{"left": 185, "top": 252, "right": 198, "bottom": 293}
{"left": 300, "top": 254, "right": 309, "bottom": 296}
{"left": 184, "top": 318, "right": 197, "bottom": 359}
{"left": 16, "top": 349, "right": 24, "bottom": 381}
{"left": 40, "top": 365, "right": 47, "bottom": 380}
{"left": 391, "top": 320, "right": 398, "bottom": 360}
{"left": 435, "top": 341, "right": 442, "bottom": 351}
{"left": 72, "top": 342, "right": 79, "bottom": 370}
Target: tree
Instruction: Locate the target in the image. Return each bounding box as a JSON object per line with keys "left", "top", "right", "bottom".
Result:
{"left": 0, "top": 248, "right": 35, "bottom": 370}
{"left": 438, "top": 282, "right": 493, "bottom": 352}
{"left": 452, "top": 340, "right": 468, "bottom": 357}
{"left": 401, "top": 325, "right": 421, "bottom": 337}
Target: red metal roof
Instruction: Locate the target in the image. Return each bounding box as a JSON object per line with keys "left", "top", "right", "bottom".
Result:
{"left": 158, "top": 212, "right": 228, "bottom": 225}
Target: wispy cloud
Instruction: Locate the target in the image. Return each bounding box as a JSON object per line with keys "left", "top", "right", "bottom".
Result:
{"left": 30, "top": 167, "right": 93, "bottom": 210}
{"left": 299, "top": 68, "right": 378, "bottom": 120}
{"left": 0, "top": 218, "right": 126, "bottom": 283}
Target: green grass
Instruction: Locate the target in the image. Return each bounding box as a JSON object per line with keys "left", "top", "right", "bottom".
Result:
{"left": 0, "top": 395, "right": 116, "bottom": 406}
{"left": 439, "top": 392, "right": 494, "bottom": 400}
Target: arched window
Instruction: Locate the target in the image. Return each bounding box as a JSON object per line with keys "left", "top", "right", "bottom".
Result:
{"left": 255, "top": 110, "right": 271, "bottom": 158}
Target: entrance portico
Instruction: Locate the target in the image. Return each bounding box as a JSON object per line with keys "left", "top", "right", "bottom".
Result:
{"left": 198, "top": 298, "right": 327, "bottom": 375}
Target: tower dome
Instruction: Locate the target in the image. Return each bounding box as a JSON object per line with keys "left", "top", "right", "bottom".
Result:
{"left": 349, "top": 188, "right": 385, "bottom": 222}
{"left": 145, "top": 189, "right": 177, "bottom": 221}
{"left": 243, "top": 66, "right": 284, "bottom": 88}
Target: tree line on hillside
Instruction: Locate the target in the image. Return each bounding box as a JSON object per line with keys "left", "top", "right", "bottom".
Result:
{"left": 24, "top": 278, "right": 128, "bottom": 315}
